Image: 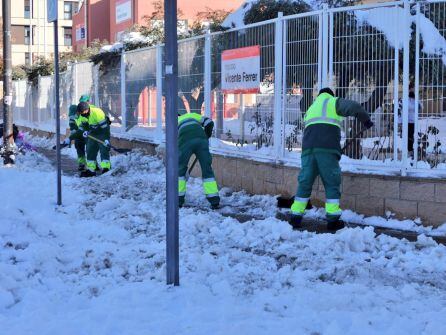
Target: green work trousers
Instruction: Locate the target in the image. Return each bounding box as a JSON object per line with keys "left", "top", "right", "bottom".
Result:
{"left": 293, "top": 151, "right": 342, "bottom": 222}
{"left": 74, "top": 138, "right": 86, "bottom": 166}
{"left": 86, "top": 128, "right": 111, "bottom": 172}
{"left": 178, "top": 138, "right": 219, "bottom": 206}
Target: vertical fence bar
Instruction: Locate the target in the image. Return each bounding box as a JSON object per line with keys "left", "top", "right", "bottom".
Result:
{"left": 318, "top": 13, "right": 323, "bottom": 89}
{"left": 413, "top": 2, "right": 421, "bottom": 166}
{"left": 156, "top": 45, "right": 163, "bottom": 137}
{"left": 274, "top": 13, "right": 284, "bottom": 160}
{"left": 321, "top": 4, "right": 329, "bottom": 87}
{"left": 393, "top": 5, "right": 400, "bottom": 163}
{"left": 401, "top": 0, "right": 410, "bottom": 175}
{"left": 73, "top": 62, "right": 78, "bottom": 102}
{"left": 281, "top": 19, "right": 288, "bottom": 156}
{"left": 328, "top": 11, "right": 334, "bottom": 88}
{"left": 204, "top": 31, "right": 212, "bottom": 118}
{"left": 120, "top": 50, "right": 127, "bottom": 130}
{"left": 93, "top": 65, "right": 99, "bottom": 106}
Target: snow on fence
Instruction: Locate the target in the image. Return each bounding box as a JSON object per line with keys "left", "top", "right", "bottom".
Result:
{"left": 11, "top": 0, "right": 446, "bottom": 176}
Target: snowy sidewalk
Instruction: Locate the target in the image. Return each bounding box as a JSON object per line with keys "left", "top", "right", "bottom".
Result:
{"left": 1, "top": 147, "right": 446, "bottom": 334}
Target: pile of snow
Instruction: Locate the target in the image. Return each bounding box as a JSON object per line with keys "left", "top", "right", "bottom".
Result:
{"left": 1, "top": 146, "right": 446, "bottom": 333}
{"left": 222, "top": 1, "right": 257, "bottom": 28}
{"left": 99, "top": 32, "right": 155, "bottom": 54}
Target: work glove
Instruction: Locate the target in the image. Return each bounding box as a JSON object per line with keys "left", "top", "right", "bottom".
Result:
{"left": 63, "top": 138, "right": 71, "bottom": 145}
{"left": 82, "top": 131, "right": 89, "bottom": 138}
{"left": 104, "top": 139, "right": 111, "bottom": 148}
{"left": 363, "top": 119, "right": 374, "bottom": 129}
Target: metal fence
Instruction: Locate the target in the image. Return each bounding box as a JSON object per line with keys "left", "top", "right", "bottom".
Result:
{"left": 11, "top": 0, "right": 446, "bottom": 176}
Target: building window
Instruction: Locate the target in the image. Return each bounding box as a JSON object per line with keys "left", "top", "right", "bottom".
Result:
{"left": 24, "top": 0, "right": 31, "bottom": 19}
{"left": 25, "top": 52, "right": 31, "bottom": 66}
{"left": 24, "top": 26, "right": 31, "bottom": 45}
{"left": 64, "top": 1, "right": 78, "bottom": 20}
{"left": 64, "top": 27, "right": 72, "bottom": 46}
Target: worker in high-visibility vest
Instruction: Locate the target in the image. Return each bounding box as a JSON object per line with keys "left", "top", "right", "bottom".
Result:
{"left": 289, "top": 88, "right": 374, "bottom": 231}
{"left": 177, "top": 110, "right": 219, "bottom": 209}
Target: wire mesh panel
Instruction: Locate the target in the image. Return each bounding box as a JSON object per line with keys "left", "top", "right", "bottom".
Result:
{"left": 97, "top": 56, "right": 122, "bottom": 127}
{"left": 415, "top": 1, "right": 446, "bottom": 170}
{"left": 210, "top": 23, "right": 276, "bottom": 156}
{"left": 74, "top": 61, "right": 95, "bottom": 103}
{"left": 125, "top": 47, "right": 158, "bottom": 131}
{"left": 330, "top": 5, "right": 400, "bottom": 166}
{"left": 12, "top": 80, "right": 30, "bottom": 123}
{"left": 60, "top": 68, "right": 74, "bottom": 120}
{"left": 283, "top": 13, "right": 321, "bottom": 158}
{"left": 38, "top": 76, "right": 55, "bottom": 125}
{"left": 178, "top": 37, "right": 205, "bottom": 115}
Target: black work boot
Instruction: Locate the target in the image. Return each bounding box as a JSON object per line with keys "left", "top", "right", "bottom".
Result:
{"left": 80, "top": 170, "right": 96, "bottom": 178}
{"left": 327, "top": 219, "right": 345, "bottom": 231}
{"left": 288, "top": 214, "right": 303, "bottom": 229}
{"left": 78, "top": 164, "right": 86, "bottom": 172}
{"left": 101, "top": 168, "right": 110, "bottom": 174}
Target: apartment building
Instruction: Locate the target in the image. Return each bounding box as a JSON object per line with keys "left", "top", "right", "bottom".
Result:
{"left": 72, "top": 0, "right": 244, "bottom": 52}
{"left": 0, "top": 0, "right": 80, "bottom": 66}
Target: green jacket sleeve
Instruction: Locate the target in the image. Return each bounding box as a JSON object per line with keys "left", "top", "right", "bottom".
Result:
{"left": 336, "top": 98, "right": 371, "bottom": 123}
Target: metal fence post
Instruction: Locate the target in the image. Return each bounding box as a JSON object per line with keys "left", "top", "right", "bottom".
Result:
{"left": 93, "top": 65, "right": 99, "bottom": 106}
{"left": 37, "top": 74, "right": 41, "bottom": 124}
{"left": 156, "top": 45, "right": 163, "bottom": 138}
{"left": 321, "top": 4, "right": 329, "bottom": 87}
{"left": 204, "top": 31, "right": 212, "bottom": 118}
{"left": 73, "top": 61, "right": 78, "bottom": 102}
{"left": 401, "top": 0, "right": 410, "bottom": 176}
{"left": 328, "top": 10, "right": 334, "bottom": 88}
{"left": 274, "top": 12, "right": 284, "bottom": 160}
{"left": 393, "top": 6, "right": 400, "bottom": 164}
{"left": 281, "top": 18, "right": 288, "bottom": 157}
{"left": 120, "top": 50, "right": 127, "bottom": 130}
{"left": 413, "top": 2, "right": 421, "bottom": 167}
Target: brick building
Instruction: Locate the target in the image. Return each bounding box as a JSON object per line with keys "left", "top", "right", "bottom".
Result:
{"left": 72, "top": 0, "right": 244, "bottom": 52}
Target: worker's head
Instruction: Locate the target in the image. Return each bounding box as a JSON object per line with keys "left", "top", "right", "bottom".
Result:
{"left": 77, "top": 101, "right": 90, "bottom": 117}
{"left": 318, "top": 87, "right": 335, "bottom": 97}
{"left": 79, "top": 94, "right": 91, "bottom": 103}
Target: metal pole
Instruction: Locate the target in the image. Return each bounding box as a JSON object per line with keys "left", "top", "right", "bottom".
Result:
{"left": 2, "top": 0, "right": 14, "bottom": 165}
{"left": 401, "top": 0, "right": 410, "bottom": 176}
{"left": 164, "top": 0, "right": 179, "bottom": 286}
{"left": 413, "top": 3, "right": 421, "bottom": 167}
{"left": 54, "top": 21, "right": 62, "bottom": 205}
{"left": 273, "top": 12, "right": 284, "bottom": 160}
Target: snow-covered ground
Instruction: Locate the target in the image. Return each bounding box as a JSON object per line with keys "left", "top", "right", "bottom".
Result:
{"left": 1, "top": 141, "right": 446, "bottom": 334}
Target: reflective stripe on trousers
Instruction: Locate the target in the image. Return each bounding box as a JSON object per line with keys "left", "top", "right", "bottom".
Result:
{"left": 178, "top": 177, "right": 186, "bottom": 197}
{"left": 100, "top": 160, "right": 111, "bottom": 169}
{"left": 87, "top": 160, "right": 96, "bottom": 172}
{"left": 290, "top": 197, "right": 309, "bottom": 215}
{"left": 203, "top": 178, "right": 218, "bottom": 197}
{"left": 325, "top": 199, "right": 342, "bottom": 216}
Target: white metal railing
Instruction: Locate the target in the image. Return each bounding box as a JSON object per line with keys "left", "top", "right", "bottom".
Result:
{"left": 11, "top": 0, "right": 446, "bottom": 176}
